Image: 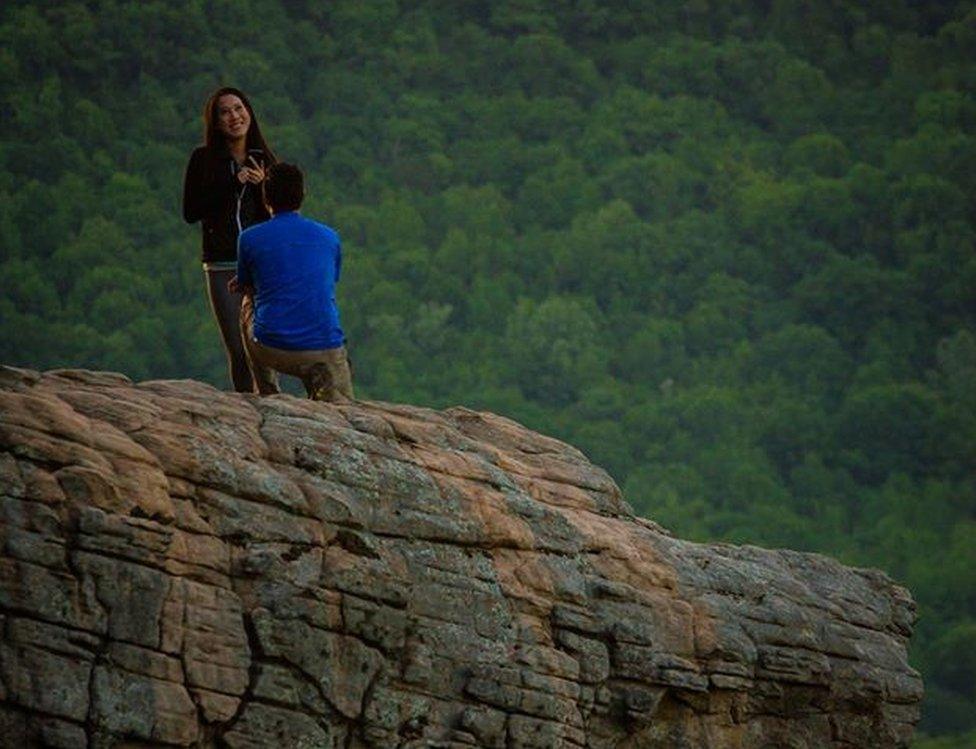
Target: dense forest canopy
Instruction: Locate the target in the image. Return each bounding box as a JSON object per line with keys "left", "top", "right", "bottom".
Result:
{"left": 0, "top": 1, "right": 973, "bottom": 743}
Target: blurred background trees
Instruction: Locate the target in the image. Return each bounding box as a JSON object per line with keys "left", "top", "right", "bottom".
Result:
{"left": 1, "top": 1, "right": 973, "bottom": 742}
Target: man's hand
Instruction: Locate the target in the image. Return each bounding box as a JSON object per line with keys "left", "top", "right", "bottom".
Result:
{"left": 228, "top": 275, "right": 254, "bottom": 296}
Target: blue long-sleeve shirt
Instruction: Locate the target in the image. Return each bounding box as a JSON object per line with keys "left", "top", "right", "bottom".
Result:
{"left": 237, "top": 211, "right": 345, "bottom": 350}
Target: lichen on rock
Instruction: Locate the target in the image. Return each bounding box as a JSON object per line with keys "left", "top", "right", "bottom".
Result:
{"left": 0, "top": 366, "right": 922, "bottom": 747}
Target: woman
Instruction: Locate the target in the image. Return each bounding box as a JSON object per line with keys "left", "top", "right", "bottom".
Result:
{"left": 183, "top": 87, "right": 276, "bottom": 392}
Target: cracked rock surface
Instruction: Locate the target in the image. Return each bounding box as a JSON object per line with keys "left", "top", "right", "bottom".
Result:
{"left": 0, "top": 367, "right": 922, "bottom": 748}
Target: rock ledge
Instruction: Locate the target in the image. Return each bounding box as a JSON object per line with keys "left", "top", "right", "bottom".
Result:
{"left": 0, "top": 367, "right": 922, "bottom": 747}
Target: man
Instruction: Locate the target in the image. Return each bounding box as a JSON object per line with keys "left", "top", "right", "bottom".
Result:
{"left": 231, "top": 162, "right": 353, "bottom": 402}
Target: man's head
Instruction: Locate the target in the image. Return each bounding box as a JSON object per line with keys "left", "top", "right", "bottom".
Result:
{"left": 263, "top": 162, "right": 305, "bottom": 213}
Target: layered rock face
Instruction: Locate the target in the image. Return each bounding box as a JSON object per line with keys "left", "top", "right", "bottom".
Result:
{"left": 0, "top": 367, "right": 922, "bottom": 748}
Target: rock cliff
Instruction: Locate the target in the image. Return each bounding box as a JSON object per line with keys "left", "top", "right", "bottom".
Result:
{"left": 0, "top": 367, "right": 922, "bottom": 748}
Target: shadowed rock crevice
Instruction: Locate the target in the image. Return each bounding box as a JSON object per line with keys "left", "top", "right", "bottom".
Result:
{"left": 0, "top": 367, "right": 922, "bottom": 747}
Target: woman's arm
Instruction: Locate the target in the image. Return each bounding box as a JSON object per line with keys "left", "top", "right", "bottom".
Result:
{"left": 182, "top": 147, "right": 219, "bottom": 223}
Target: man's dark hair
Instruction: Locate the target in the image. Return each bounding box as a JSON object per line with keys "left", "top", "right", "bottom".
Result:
{"left": 263, "top": 162, "right": 305, "bottom": 212}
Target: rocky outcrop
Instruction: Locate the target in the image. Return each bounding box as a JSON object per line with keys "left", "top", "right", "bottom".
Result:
{"left": 0, "top": 366, "right": 921, "bottom": 748}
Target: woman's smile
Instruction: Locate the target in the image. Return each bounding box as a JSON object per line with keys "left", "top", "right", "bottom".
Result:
{"left": 217, "top": 94, "right": 250, "bottom": 140}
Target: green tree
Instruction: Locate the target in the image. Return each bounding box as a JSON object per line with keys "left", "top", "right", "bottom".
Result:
{"left": 506, "top": 296, "right": 606, "bottom": 405}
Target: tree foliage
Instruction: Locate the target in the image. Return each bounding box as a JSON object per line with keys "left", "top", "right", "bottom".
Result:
{"left": 1, "top": 0, "right": 974, "bottom": 738}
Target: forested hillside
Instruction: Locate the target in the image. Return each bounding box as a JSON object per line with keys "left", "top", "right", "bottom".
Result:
{"left": 1, "top": 2, "right": 973, "bottom": 742}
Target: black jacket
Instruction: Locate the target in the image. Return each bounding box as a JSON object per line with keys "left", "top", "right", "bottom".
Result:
{"left": 182, "top": 144, "right": 272, "bottom": 263}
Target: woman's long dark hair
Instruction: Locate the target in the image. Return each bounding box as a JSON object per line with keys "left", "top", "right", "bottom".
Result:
{"left": 202, "top": 86, "right": 276, "bottom": 161}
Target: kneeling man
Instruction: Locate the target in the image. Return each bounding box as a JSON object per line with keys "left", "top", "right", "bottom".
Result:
{"left": 233, "top": 162, "right": 353, "bottom": 402}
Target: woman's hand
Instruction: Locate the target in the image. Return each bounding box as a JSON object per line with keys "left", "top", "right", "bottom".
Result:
{"left": 238, "top": 156, "right": 266, "bottom": 184}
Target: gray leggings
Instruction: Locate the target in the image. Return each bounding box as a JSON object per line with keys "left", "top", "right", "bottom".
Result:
{"left": 204, "top": 268, "right": 254, "bottom": 393}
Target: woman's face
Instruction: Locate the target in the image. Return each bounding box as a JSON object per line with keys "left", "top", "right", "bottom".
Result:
{"left": 216, "top": 94, "right": 250, "bottom": 141}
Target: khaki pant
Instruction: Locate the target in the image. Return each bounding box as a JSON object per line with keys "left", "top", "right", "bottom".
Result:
{"left": 240, "top": 296, "right": 354, "bottom": 402}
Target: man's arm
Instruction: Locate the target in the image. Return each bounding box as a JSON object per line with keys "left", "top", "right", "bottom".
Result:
{"left": 234, "top": 234, "right": 255, "bottom": 295}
